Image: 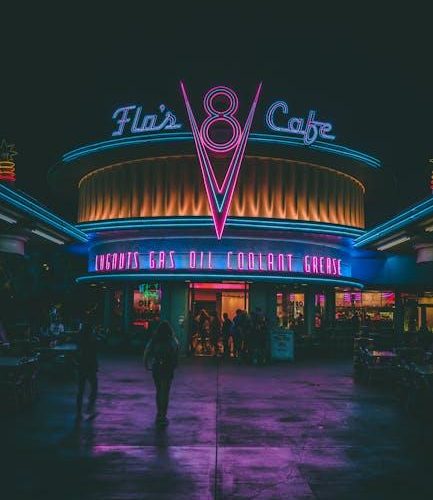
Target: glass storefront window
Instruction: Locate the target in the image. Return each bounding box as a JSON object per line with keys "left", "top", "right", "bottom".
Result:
{"left": 315, "top": 293, "right": 325, "bottom": 329}
{"left": 335, "top": 290, "right": 395, "bottom": 331}
{"left": 276, "top": 289, "right": 304, "bottom": 330}
{"left": 188, "top": 282, "right": 249, "bottom": 322}
{"left": 403, "top": 293, "right": 433, "bottom": 333}
{"left": 132, "top": 283, "right": 161, "bottom": 331}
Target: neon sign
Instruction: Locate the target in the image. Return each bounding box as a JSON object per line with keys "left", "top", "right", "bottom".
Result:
{"left": 94, "top": 249, "right": 342, "bottom": 277}
{"left": 180, "top": 83, "right": 262, "bottom": 239}
{"left": 265, "top": 101, "right": 335, "bottom": 145}
{"left": 95, "top": 251, "right": 139, "bottom": 271}
{"left": 138, "top": 283, "right": 160, "bottom": 300}
{"left": 112, "top": 104, "right": 182, "bottom": 137}
{"left": 0, "top": 139, "right": 17, "bottom": 183}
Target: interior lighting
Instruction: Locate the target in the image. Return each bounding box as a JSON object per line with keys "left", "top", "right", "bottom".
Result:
{"left": 0, "top": 212, "right": 17, "bottom": 224}
{"left": 76, "top": 273, "right": 364, "bottom": 289}
{"left": 31, "top": 229, "right": 65, "bottom": 245}
{"left": 377, "top": 236, "right": 410, "bottom": 251}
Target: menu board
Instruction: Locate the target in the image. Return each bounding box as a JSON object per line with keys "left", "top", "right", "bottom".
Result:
{"left": 271, "top": 329, "right": 294, "bottom": 361}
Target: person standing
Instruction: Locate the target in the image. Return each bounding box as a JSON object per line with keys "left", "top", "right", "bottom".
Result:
{"left": 251, "top": 307, "right": 267, "bottom": 364}
{"left": 75, "top": 322, "right": 98, "bottom": 420}
{"left": 49, "top": 318, "right": 65, "bottom": 337}
{"left": 143, "top": 320, "right": 179, "bottom": 426}
{"left": 209, "top": 313, "right": 221, "bottom": 356}
{"left": 351, "top": 311, "right": 361, "bottom": 333}
{"left": 231, "top": 310, "right": 242, "bottom": 358}
{"left": 221, "top": 313, "right": 233, "bottom": 358}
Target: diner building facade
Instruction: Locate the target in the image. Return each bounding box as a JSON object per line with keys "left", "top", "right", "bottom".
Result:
{"left": 3, "top": 83, "right": 433, "bottom": 351}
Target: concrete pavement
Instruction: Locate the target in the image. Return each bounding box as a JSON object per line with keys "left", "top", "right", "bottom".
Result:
{"left": 1, "top": 354, "right": 433, "bottom": 499}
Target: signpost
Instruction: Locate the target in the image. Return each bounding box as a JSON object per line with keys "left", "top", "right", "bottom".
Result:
{"left": 270, "top": 328, "right": 295, "bottom": 361}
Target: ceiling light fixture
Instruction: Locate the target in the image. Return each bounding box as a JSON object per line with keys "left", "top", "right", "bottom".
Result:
{"left": 31, "top": 229, "right": 64, "bottom": 245}
{"left": 0, "top": 212, "right": 17, "bottom": 224}
{"left": 377, "top": 236, "right": 410, "bottom": 251}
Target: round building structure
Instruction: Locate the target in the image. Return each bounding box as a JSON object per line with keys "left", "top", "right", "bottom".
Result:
{"left": 50, "top": 83, "right": 422, "bottom": 352}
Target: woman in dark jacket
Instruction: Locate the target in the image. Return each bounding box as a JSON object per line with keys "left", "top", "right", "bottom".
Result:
{"left": 144, "top": 321, "right": 179, "bottom": 426}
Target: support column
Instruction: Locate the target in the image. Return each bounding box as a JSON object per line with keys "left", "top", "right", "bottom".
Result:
{"left": 420, "top": 304, "right": 427, "bottom": 330}
{"left": 249, "top": 282, "right": 277, "bottom": 327}
{"left": 394, "top": 291, "right": 404, "bottom": 337}
{"left": 325, "top": 289, "right": 336, "bottom": 328}
{"left": 304, "top": 287, "right": 316, "bottom": 335}
{"left": 122, "top": 284, "right": 132, "bottom": 335}
{"left": 161, "top": 282, "right": 188, "bottom": 353}
{"left": 103, "top": 288, "right": 112, "bottom": 330}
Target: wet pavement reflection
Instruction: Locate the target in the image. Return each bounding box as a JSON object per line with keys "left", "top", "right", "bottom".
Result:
{"left": 1, "top": 354, "right": 433, "bottom": 499}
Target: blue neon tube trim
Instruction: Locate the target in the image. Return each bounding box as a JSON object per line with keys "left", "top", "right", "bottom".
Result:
{"left": 0, "top": 184, "right": 88, "bottom": 242}
{"left": 62, "top": 133, "right": 191, "bottom": 162}
{"left": 76, "top": 272, "right": 364, "bottom": 288}
{"left": 354, "top": 196, "right": 433, "bottom": 247}
{"left": 62, "top": 132, "right": 380, "bottom": 168}
{"left": 250, "top": 134, "right": 381, "bottom": 168}
{"left": 76, "top": 217, "right": 364, "bottom": 238}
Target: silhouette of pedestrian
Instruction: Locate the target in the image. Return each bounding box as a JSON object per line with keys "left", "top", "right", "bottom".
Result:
{"left": 221, "top": 313, "right": 233, "bottom": 357}
{"left": 75, "top": 322, "right": 98, "bottom": 421}
{"left": 144, "top": 320, "right": 179, "bottom": 426}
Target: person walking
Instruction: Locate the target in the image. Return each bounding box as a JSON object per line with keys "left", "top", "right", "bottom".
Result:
{"left": 143, "top": 320, "right": 179, "bottom": 426}
{"left": 75, "top": 322, "right": 98, "bottom": 421}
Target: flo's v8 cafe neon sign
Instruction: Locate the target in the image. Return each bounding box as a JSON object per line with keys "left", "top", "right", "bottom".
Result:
{"left": 265, "top": 101, "right": 335, "bottom": 145}
{"left": 110, "top": 86, "right": 336, "bottom": 147}
{"left": 112, "top": 104, "right": 182, "bottom": 136}
{"left": 110, "top": 83, "right": 336, "bottom": 238}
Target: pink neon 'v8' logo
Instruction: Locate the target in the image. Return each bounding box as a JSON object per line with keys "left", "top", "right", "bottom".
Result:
{"left": 180, "top": 82, "right": 262, "bottom": 239}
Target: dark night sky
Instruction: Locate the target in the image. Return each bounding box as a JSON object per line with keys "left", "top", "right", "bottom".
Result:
{"left": 1, "top": 6, "right": 432, "bottom": 226}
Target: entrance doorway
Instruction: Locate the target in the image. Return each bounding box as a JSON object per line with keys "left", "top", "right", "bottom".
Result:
{"left": 188, "top": 282, "right": 249, "bottom": 356}
{"left": 276, "top": 289, "right": 305, "bottom": 329}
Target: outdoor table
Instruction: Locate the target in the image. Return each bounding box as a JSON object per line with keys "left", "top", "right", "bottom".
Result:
{"left": 42, "top": 343, "right": 78, "bottom": 376}
{"left": 368, "top": 350, "right": 398, "bottom": 358}
{"left": 39, "top": 343, "right": 77, "bottom": 357}
{"left": 52, "top": 343, "right": 78, "bottom": 352}
{"left": 0, "top": 355, "right": 39, "bottom": 409}
{"left": 0, "top": 357, "right": 26, "bottom": 368}
{"left": 412, "top": 364, "right": 433, "bottom": 377}
{"left": 62, "top": 331, "right": 79, "bottom": 342}
{"left": 412, "top": 364, "right": 433, "bottom": 393}
{"left": 0, "top": 355, "right": 38, "bottom": 369}
{"left": 361, "top": 349, "right": 399, "bottom": 385}
{"left": 395, "top": 347, "right": 424, "bottom": 363}
{"left": 353, "top": 337, "right": 374, "bottom": 350}
{"left": 401, "top": 363, "right": 433, "bottom": 413}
